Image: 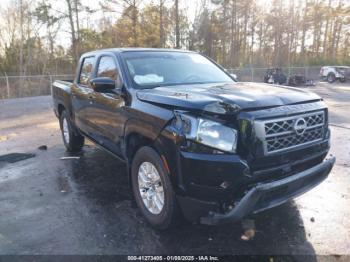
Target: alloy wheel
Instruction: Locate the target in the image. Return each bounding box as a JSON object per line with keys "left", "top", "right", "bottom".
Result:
{"left": 138, "top": 162, "right": 165, "bottom": 215}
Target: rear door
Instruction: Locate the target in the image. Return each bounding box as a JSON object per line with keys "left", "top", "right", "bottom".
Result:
{"left": 71, "top": 56, "right": 96, "bottom": 135}
{"left": 88, "top": 54, "right": 127, "bottom": 156}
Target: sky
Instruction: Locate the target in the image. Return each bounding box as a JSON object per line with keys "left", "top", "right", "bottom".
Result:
{"left": 0, "top": 0, "right": 200, "bottom": 47}
{"left": 0, "top": 0, "right": 199, "bottom": 21}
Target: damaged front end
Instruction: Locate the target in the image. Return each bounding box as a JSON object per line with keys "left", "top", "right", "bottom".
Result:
{"left": 157, "top": 101, "right": 335, "bottom": 225}
{"left": 200, "top": 157, "right": 335, "bottom": 225}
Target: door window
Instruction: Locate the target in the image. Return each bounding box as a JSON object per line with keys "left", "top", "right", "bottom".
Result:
{"left": 79, "top": 57, "right": 95, "bottom": 86}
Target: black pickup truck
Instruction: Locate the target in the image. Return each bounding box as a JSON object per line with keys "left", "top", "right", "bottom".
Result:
{"left": 52, "top": 48, "right": 335, "bottom": 229}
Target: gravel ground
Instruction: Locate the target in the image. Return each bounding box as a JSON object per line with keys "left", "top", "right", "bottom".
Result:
{"left": 0, "top": 82, "right": 349, "bottom": 257}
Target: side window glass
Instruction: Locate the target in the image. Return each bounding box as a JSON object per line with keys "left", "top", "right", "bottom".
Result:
{"left": 97, "top": 56, "right": 119, "bottom": 81}
{"left": 79, "top": 57, "right": 94, "bottom": 86}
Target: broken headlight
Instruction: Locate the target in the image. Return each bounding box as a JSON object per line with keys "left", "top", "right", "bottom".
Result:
{"left": 174, "top": 113, "right": 238, "bottom": 153}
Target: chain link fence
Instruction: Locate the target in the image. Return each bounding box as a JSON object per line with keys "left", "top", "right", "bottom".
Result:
{"left": 0, "top": 74, "right": 74, "bottom": 100}
{"left": 227, "top": 66, "right": 322, "bottom": 83}
{"left": 0, "top": 66, "right": 322, "bottom": 100}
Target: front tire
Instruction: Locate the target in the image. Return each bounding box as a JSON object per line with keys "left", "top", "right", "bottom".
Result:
{"left": 327, "top": 73, "right": 336, "bottom": 83}
{"left": 131, "top": 146, "right": 180, "bottom": 229}
{"left": 59, "top": 110, "right": 84, "bottom": 152}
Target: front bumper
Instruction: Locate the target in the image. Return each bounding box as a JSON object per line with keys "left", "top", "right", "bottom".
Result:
{"left": 198, "top": 157, "right": 335, "bottom": 225}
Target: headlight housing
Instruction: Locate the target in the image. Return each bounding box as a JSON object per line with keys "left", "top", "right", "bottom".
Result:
{"left": 174, "top": 113, "right": 238, "bottom": 153}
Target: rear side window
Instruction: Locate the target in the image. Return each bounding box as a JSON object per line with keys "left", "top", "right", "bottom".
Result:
{"left": 79, "top": 57, "right": 95, "bottom": 85}
{"left": 97, "top": 56, "right": 119, "bottom": 81}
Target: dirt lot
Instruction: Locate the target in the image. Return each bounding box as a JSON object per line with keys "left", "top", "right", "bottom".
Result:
{"left": 0, "top": 82, "right": 349, "bottom": 257}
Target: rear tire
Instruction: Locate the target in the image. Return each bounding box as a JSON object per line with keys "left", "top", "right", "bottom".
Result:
{"left": 59, "top": 110, "right": 84, "bottom": 152}
{"left": 131, "top": 146, "right": 180, "bottom": 229}
{"left": 339, "top": 78, "right": 346, "bottom": 83}
{"left": 327, "top": 73, "right": 336, "bottom": 83}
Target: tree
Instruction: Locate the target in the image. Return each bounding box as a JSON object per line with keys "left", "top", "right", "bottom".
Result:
{"left": 174, "top": 0, "right": 180, "bottom": 48}
{"left": 33, "top": 1, "right": 62, "bottom": 60}
{"left": 159, "top": 0, "right": 167, "bottom": 47}
{"left": 1, "top": 0, "right": 350, "bottom": 78}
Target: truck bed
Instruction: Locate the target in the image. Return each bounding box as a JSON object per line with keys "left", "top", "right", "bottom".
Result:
{"left": 52, "top": 80, "right": 74, "bottom": 118}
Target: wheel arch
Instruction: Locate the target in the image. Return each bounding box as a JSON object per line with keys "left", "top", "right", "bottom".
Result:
{"left": 124, "top": 119, "right": 175, "bottom": 187}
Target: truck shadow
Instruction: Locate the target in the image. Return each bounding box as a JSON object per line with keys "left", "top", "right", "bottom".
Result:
{"left": 158, "top": 203, "right": 317, "bottom": 258}
{"left": 65, "top": 146, "right": 316, "bottom": 257}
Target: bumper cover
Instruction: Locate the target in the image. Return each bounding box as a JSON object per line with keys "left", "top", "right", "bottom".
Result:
{"left": 200, "top": 156, "right": 335, "bottom": 225}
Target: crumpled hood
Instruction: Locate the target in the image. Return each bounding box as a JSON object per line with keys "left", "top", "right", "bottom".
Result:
{"left": 136, "top": 82, "right": 321, "bottom": 115}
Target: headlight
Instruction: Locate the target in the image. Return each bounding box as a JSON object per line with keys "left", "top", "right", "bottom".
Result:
{"left": 175, "top": 113, "right": 238, "bottom": 153}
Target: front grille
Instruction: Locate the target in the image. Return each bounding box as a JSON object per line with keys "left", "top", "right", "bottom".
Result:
{"left": 255, "top": 111, "right": 325, "bottom": 155}
{"left": 266, "top": 126, "right": 324, "bottom": 152}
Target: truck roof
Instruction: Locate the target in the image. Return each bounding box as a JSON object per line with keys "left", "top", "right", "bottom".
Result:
{"left": 323, "top": 66, "right": 350, "bottom": 68}
{"left": 83, "top": 48, "right": 196, "bottom": 56}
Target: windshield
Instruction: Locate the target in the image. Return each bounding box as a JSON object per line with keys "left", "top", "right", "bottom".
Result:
{"left": 121, "top": 51, "right": 234, "bottom": 88}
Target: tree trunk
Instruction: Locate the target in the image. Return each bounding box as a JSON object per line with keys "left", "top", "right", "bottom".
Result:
{"left": 175, "top": 0, "right": 180, "bottom": 49}
{"left": 159, "top": 0, "right": 164, "bottom": 47}
{"left": 19, "top": 0, "right": 24, "bottom": 77}
{"left": 315, "top": 20, "right": 321, "bottom": 57}
{"left": 300, "top": 1, "right": 308, "bottom": 65}
{"left": 230, "top": 0, "right": 237, "bottom": 67}
{"left": 330, "top": 20, "right": 338, "bottom": 60}
{"left": 258, "top": 21, "right": 263, "bottom": 64}
{"left": 74, "top": 0, "right": 80, "bottom": 47}
{"left": 323, "top": 0, "right": 331, "bottom": 58}
{"left": 132, "top": 1, "right": 138, "bottom": 47}
{"left": 242, "top": 3, "right": 250, "bottom": 65}
{"left": 65, "top": 0, "right": 78, "bottom": 64}
{"left": 221, "top": 0, "right": 228, "bottom": 66}
{"left": 334, "top": 22, "right": 342, "bottom": 60}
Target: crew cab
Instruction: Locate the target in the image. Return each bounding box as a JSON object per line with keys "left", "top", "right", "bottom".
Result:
{"left": 52, "top": 48, "right": 335, "bottom": 229}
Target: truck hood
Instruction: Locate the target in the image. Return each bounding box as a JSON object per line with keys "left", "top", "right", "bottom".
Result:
{"left": 136, "top": 82, "right": 321, "bottom": 115}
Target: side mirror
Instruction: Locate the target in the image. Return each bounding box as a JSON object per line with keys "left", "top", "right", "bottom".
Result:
{"left": 230, "top": 74, "right": 238, "bottom": 81}
{"left": 90, "top": 77, "right": 115, "bottom": 92}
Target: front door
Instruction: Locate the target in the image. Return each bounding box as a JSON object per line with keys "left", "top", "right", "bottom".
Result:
{"left": 88, "top": 55, "right": 127, "bottom": 156}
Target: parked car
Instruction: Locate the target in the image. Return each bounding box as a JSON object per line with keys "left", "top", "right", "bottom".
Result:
{"left": 52, "top": 48, "right": 335, "bottom": 229}
{"left": 287, "top": 74, "right": 315, "bottom": 87}
{"left": 263, "top": 68, "right": 287, "bottom": 85}
{"left": 320, "top": 66, "right": 350, "bottom": 83}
